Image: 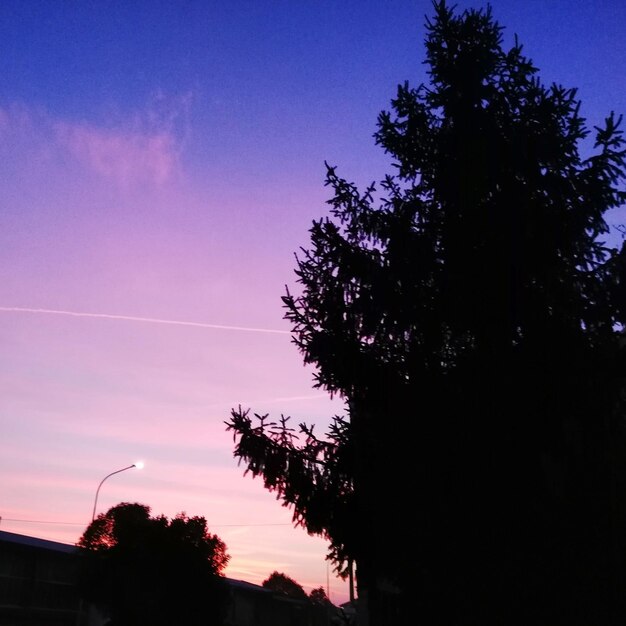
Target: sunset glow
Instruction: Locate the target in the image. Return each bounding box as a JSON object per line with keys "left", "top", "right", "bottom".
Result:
{"left": 1, "top": 0, "right": 625, "bottom": 607}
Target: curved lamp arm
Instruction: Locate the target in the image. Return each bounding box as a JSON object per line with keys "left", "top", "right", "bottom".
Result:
{"left": 91, "top": 463, "right": 140, "bottom": 521}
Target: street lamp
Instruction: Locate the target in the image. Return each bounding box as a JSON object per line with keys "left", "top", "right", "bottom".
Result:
{"left": 91, "top": 461, "right": 144, "bottom": 521}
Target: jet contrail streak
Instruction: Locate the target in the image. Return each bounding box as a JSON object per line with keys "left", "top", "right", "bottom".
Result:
{"left": 0, "top": 307, "right": 290, "bottom": 335}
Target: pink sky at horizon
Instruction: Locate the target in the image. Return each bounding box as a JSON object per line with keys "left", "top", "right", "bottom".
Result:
{"left": 2, "top": 0, "right": 626, "bottom": 609}
{"left": 0, "top": 301, "right": 350, "bottom": 601}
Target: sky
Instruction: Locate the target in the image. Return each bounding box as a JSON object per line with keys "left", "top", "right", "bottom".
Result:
{"left": 1, "top": 0, "right": 625, "bottom": 607}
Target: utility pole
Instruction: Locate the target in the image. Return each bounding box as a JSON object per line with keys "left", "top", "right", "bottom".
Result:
{"left": 327, "top": 561, "right": 330, "bottom": 601}
{"left": 348, "top": 559, "right": 355, "bottom": 603}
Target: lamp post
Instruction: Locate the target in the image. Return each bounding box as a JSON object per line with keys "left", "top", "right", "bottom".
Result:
{"left": 91, "top": 461, "right": 144, "bottom": 521}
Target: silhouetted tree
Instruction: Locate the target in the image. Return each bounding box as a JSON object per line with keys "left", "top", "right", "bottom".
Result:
{"left": 262, "top": 571, "right": 308, "bottom": 601}
{"left": 309, "top": 586, "right": 332, "bottom": 605}
{"left": 227, "top": 2, "right": 626, "bottom": 624}
{"left": 78, "top": 502, "right": 230, "bottom": 626}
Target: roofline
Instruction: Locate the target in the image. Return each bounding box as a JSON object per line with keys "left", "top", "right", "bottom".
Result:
{"left": 0, "top": 530, "right": 78, "bottom": 554}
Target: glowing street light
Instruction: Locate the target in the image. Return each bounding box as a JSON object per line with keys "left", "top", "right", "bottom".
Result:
{"left": 91, "top": 461, "right": 144, "bottom": 521}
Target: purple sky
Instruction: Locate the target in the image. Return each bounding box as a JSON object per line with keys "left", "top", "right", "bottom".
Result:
{"left": 1, "top": 0, "right": 625, "bottom": 605}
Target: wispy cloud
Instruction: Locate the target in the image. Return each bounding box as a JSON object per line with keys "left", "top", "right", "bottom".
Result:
{"left": 0, "top": 92, "right": 189, "bottom": 187}
{"left": 55, "top": 121, "right": 177, "bottom": 186}
{"left": 0, "top": 307, "right": 290, "bottom": 335}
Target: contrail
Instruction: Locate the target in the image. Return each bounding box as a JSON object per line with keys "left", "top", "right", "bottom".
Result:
{"left": 206, "top": 393, "right": 330, "bottom": 411}
{"left": 0, "top": 307, "right": 290, "bottom": 335}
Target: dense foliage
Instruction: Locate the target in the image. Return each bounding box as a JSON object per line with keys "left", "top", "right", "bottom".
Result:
{"left": 309, "top": 586, "right": 333, "bottom": 606}
{"left": 261, "top": 571, "right": 308, "bottom": 601}
{"left": 78, "top": 502, "right": 230, "bottom": 626}
{"left": 227, "top": 2, "right": 626, "bottom": 624}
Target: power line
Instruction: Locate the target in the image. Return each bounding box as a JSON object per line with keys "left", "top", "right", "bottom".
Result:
{"left": 1, "top": 517, "right": 292, "bottom": 528}
{"left": 213, "top": 523, "right": 292, "bottom": 527}
{"left": 2, "top": 518, "right": 84, "bottom": 526}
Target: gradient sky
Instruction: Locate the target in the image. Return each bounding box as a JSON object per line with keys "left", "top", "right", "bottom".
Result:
{"left": 1, "top": 0, "right": 625, "bottom": 606}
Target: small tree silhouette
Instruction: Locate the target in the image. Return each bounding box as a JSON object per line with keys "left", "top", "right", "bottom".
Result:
{"left": 78, "top": 502, "right": 230, "bottom": 626}
{"left": 262, "top": 571, "right": 308, "bottom": 601}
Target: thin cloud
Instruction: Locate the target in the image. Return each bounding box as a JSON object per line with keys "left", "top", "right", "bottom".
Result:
{"left": 55, "top": 121, "right": 177, "bottom": 186}
{"left": 0, "top": 97, "right": 186, "bottom": 187}
{"left": 0, "top": 307, "right": 290, "bottom": 335}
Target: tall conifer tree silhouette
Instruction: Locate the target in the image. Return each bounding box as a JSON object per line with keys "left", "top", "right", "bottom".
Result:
{"left": 228, "top": 3, "right": 626, "bottom": 623}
